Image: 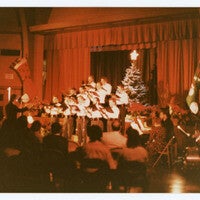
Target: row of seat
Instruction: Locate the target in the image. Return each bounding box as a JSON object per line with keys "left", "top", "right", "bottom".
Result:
{"left": 0, "top": 148, "right": 148, "bottom": 193}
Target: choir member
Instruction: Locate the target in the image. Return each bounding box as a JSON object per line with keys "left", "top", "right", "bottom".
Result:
{"left": 115, "top": 84, "right": 129, "bottom": 134}
{"left": 100, "top": 76, "right": 112, "bottom": 96}
{"left": 76, "top": 95, "right": 89, "bottom": 145}
{"left": 86, "top": 97, "right": 104, "bottom": 131}
{"left": 86, "top": 75, "right": 96, "bottom": 91}
{"left": 103, "top": 97, "right": 120, "bottom": 132}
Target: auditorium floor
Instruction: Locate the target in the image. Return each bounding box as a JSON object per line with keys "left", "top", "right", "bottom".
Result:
{"left": 145, "top": 160, "right": 200, "bottom": 193}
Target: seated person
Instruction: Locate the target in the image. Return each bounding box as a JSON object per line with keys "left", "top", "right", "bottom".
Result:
{"left": 101, "top": 119, "right": 127, "bottom": 149}
{"left": 112, "top": 127, "right": 149, "bottom": 192}
{"left": 159, "top": 107, "right": 174, "bottom": 143}
{"left": 81, "top": 125, "right": 116, "bottom": 170}
{"left": 30, "top": 120, "right": 43, "bottom": 144}
{"left": 43, "top": 122, "right": 68, "bottom": 157}
{"left": 118, "top": 126, "right": 148, "bottom": 163}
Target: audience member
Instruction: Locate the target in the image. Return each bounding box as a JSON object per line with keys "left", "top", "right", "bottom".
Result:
{"left": 118, "top": 127, "right": 148, "bottom": 163}
{"left": 43, "top": 122, "right": 68, "bottom": 157}
{"left": 101, "top": 119, "right": 127, "bottom": 149}
{"left": 30, "top": 120, "right": 43, "bottom": 144}
{"left": 159, "top": 107, "right": 174, "bottom": 143}
{"left": 82, "top": 125, "right": 116, "bottom": 169}
{"left": 1, "top": 115, "right": 42, "bottom": 159}
{"left": 112, "top": 126, "right": 148, "bottom": 192}
{"left": 14, "top": 115, "right": 39, "bottom": 155}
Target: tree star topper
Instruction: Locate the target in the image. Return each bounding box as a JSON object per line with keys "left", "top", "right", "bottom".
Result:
{"left": 130, "top": 50, "right": 139, "bottom": 61}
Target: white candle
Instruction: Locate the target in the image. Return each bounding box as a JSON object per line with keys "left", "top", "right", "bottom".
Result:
{"left": 7, "top": 87, "right": 11, "bottom": 102}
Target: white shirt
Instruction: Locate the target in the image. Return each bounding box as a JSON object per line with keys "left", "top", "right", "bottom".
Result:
{"left": 101, "top": 131, "right": 127, "bottom": 149}
{"left": 102, "top": 83, "right": 112, "bottom": 95}
{"left": 116, "top": 90, "right": 129, "bottom": 105}
{"left": 105, "top": 105, "right": 119, "bottom": 119}
{"left": 76, "top": 104, "right": 87, "bottom": 117}
{"left": 87, "top": 107, "right": 102, "bottom": 119}
{"left": 96, "top": 89, "right": 106, "bottom": 104}
{"left": 63, "top": 108, "right": 71, "bottom": 116}
{"left": 86, "top": 82, "right": 96, "bottom": 92}
{"left": 83, "top": 140, "right": 117, "bottom": 169}
{"left": 77, "top": 93, "right": 90, "bottom": 107}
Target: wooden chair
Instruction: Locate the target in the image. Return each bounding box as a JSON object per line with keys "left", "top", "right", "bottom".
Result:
{"left": 41, "top": 148, "right": 68, "bottom": 192}
{"left": 79, "top": 158, "right": 110, "bottom": 192}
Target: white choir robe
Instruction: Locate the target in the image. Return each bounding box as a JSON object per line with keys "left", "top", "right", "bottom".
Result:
{"left": 63, "top": 108, "right": 75, "bottom": 139}
{"left": 96, "top": 89, "right": 107, "bottom": 104}
{"left": 89, "top": 109, "right": 102, "bottom": 119}
{"left": 106, "top": 106, "right": 120, "bottom": 119}
{"left": 76, "top": 104, "right": 88, "bottom": 145}
{"left": 77, "top": 94, "right": 90, "bottom": 107}
{"left": 105, "top": 106, "right": 120, "bottom": 132}
{"left": 116, "top": 91, "right": 129, "bottom": 105}
{"left": 102, "top": 83, "right": 112, "bottom": 95}
{"left": 88, "top": 109, "right": 104, "bottom": 131}
{"left": 87, "top": 82, "right": 96, "bottom": 91}
{"left": 116, "top": 90, "right": 129, "bottom": 134}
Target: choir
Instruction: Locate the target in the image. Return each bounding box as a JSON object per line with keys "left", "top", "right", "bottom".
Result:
{"left": 30, "top": 76, "right": 129, "bottom": 145}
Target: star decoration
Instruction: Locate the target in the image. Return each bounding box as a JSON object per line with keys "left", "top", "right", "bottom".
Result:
{"left": 130, "top": 50, "right": 139, "bottom": 61}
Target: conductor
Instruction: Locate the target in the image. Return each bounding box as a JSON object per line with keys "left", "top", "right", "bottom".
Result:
{"left": 5, "top": 94, "right": 28, "bottom": 124}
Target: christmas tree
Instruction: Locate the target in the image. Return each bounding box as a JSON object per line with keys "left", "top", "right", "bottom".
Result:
{"left": 122, "top": 50, "right": 149, "bottom": 105}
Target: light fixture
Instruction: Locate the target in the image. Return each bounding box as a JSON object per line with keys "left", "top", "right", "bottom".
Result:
{"left": 27, "top": 115, "right": 34, "bottom": 124}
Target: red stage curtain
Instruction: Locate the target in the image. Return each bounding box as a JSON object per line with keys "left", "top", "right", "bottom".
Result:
{"left": 157, "top": 38, "right": 200, "bottom": 107}
{"left": 44, "top": 18, "right": 199, "bottom": 103}
{"left": 44, "top": 48, "right": 90, "bottom": 101}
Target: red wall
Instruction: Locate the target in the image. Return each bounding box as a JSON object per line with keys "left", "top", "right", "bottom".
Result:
{"left": 0, "top": 34, "right": 22, "bottom": 110}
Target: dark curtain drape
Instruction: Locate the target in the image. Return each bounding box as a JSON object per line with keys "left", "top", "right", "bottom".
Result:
{"left": 138, "top": 48, "right": 158, "bottom": 104}
{"left": 44, "top": 17, "right": 199, "bottom": 104}
{"left": 91, "top": 50, "right": 130, "bottom": 91}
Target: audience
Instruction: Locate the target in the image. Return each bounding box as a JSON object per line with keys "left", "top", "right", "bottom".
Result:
{"left": 159, "top": 107, "right": 174, "bottom": 143}
{"left": 0, "top": 99, "right": 195, "bottom": 193}
{"left": 111, "top": 126, "right": 149, "bottom": 192}
{"left": 81, "top": 125, "right": 117, "bottom": 169}
{"left": 101, "top": 119, "right": 127, "bottom": 149}
{"left": 13, "top": 115, "right": 43, "bottom": 159}
{"left": 43, "top": 122, "right": 68, "bottom": 157}
{"left": 118, "top": 126, "right": 148, "bottom": 163}
{"left": 30, "top": 120, "right": 43, "bottom": 144}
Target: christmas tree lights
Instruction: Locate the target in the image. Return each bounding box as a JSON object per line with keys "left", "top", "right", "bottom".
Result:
{"left": 122, "top": 50, "right": 149, "bottom": 105}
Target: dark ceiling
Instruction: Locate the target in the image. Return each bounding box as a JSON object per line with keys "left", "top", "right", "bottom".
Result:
{"left": 0, "top": 8, "right": 199, "bottom": 34}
